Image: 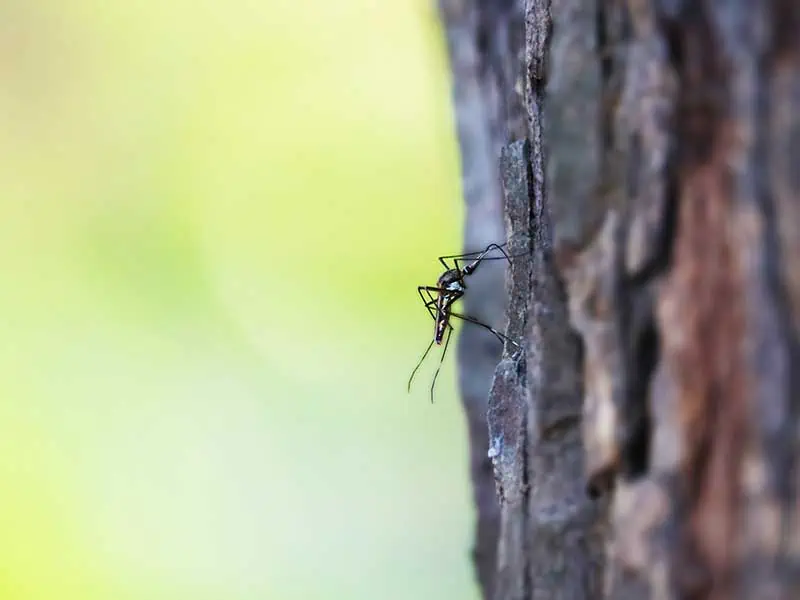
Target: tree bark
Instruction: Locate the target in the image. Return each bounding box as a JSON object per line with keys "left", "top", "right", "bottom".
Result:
{"left": 439, "top": 0, "right": 800, "bottom": 598}
{"left": 437, "top": 1, "right": 526, "bottom": 597}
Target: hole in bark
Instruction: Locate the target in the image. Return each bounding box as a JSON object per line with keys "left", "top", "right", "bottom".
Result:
{"left": 586, "top": 463, "right": 617, "bottom": 498}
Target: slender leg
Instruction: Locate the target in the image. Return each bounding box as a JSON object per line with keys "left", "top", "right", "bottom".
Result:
{"left": 408, "top": 314, "right": 455, "bottom": 394}
{"left": 438, "top": 241, "right": 509, "bottom": 262}
{"left": 437, "top": 240, "right": 532, "bottom": 273}
{"left": 458, "top": 243, "right": 513, "bottom": 275}
{"left": 438, "top": 242, "right": 510, "bottom": 272}
{"left": 455, "top": 246, "right": 535, "bottom": 273}
{"left": 417, "top": 286, "right": 443, "bottom": 311}
{"left": 410, "top": 310, "right": 515, "bottom": 398}
{"left": 417, "top": 284, "right": 518, "bottom": 346}
{"left": 449, "top": 310, "right": 519, "bottom": 348}
{"left": 442, "top": 253, "right": 512, "bottom": 272}
{"left": 417, "top": 286, "right": 447, "bottom": 327}
{"left": 421, "top": 298, "right": 439, "bottom": 321}
{"left": 429, "top": 325, "right": 453, "bottom": 403}
{"left": 407, "top": 337, "right": 435, "bottom": 393}
{"left": 418, "top": 285, "right": 447, "bottom": 299}
{"left": 421, "top": 301, "right": 441, "bottom": 324}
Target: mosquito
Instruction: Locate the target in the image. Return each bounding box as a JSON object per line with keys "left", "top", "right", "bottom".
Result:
{"left": 407, "top": 241, "right": 521, "bottom": 403}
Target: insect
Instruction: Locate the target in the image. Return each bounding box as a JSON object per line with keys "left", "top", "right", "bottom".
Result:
{"left": 407, "top": 241, "right": 521, "bottom": 403}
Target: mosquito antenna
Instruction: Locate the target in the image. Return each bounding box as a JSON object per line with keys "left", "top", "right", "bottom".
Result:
{"left": 408, "top": 337, "right": 436, "bottom": 393}
{"left": 429, "top": 325, "right": 453, "bottom": 403}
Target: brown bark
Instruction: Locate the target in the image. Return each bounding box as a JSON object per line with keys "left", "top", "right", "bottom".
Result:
{"left": 556, "top": 1, "right": 800, "bottom": 597}
{"left": 439, "top": 0, "right": 800, "bottom": 598}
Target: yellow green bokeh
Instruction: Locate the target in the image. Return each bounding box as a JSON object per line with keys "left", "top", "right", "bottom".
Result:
{"left": 0, "top": 1, "right": 479, "bottom": 599}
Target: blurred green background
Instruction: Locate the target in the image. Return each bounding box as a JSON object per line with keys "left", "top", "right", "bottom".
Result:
{"left": 0, "top": 1, "right": 480, "bottom": 599}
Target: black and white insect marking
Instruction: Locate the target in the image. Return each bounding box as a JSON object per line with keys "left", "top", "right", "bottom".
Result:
{"left": 408, "top": 242, "right": 520, "bottom": 403}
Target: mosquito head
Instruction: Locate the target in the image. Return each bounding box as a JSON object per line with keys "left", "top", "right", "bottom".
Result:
{"left": 437, "top": 269, "right": 465, "bottom": 293}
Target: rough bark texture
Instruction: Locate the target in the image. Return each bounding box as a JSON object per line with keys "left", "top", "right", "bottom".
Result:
{"left": 439, "top": 0, "right": 800, "bottom": 598}
{"left": 437, "top": 1, "right": 526, "bottom": 596}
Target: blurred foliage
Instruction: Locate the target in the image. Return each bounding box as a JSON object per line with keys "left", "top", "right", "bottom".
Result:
{"left": 0, "top": 1, "right": 479, "bottom": 599}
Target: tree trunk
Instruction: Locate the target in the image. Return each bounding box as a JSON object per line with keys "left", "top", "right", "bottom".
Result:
{"left": 437, "top": 1, "right": 526, "bottom": 597}
{"left": 439, "top": 1, "right": 800, "bottom": 598}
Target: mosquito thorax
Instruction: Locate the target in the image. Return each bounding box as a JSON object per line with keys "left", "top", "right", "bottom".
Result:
{"left": 437, "top": 269, "right": 465, "bottom": 293}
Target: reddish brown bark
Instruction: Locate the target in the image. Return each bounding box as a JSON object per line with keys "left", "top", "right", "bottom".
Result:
{"left": 440, "top": 0, "right": 800, "bottom": 598}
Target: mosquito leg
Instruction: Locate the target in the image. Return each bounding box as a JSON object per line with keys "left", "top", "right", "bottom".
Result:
{"left": 417, "top": 285, "right": 516, "bottom": 346}
{"left": 449, "top": 310, "right": 520, "bottom": 348}
{"left": 419, "top": 282, "right": 515, "bottom": 347}
{"left": 407, "top": 314, "right": 455, "bottom": 395}
{"left": 408, "top": 337, "right": 435, "bottom": 393}
{"left": 437, "top": 242, "right": 509, "bottom": 263}
{"left": 438, "top": 242, "right": 512, "bottom": 272}
{"left": 422, "top": 300, "right": 439, "bottom": 322}
{"left": 417, "top": 286, "right": 448, "bottom": 323}
{"left": 437, "top": 241, "right": 530, "bottom": 270}
{"left": 420, "top": 298, "right": 439, "bottom": 321}
{"left": 458, "top": 243, "right": 513, "bottom": 274}
{"left": 476, "top": 242, "right": 512, "bottom": 263}
{"left": 418, "top": 286, "right": 453, "bottom": 314}
{"left": 417, "top": 286, "right": 439, "bottom": 309}
{"left": 429, "top": 324, "right": 453, "bottom": 403}
{"left": 418, "top": 285, "right": 444, "bottom": 306}
{"left": 418, "top": 285, "right": 447, "bottom": 297}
